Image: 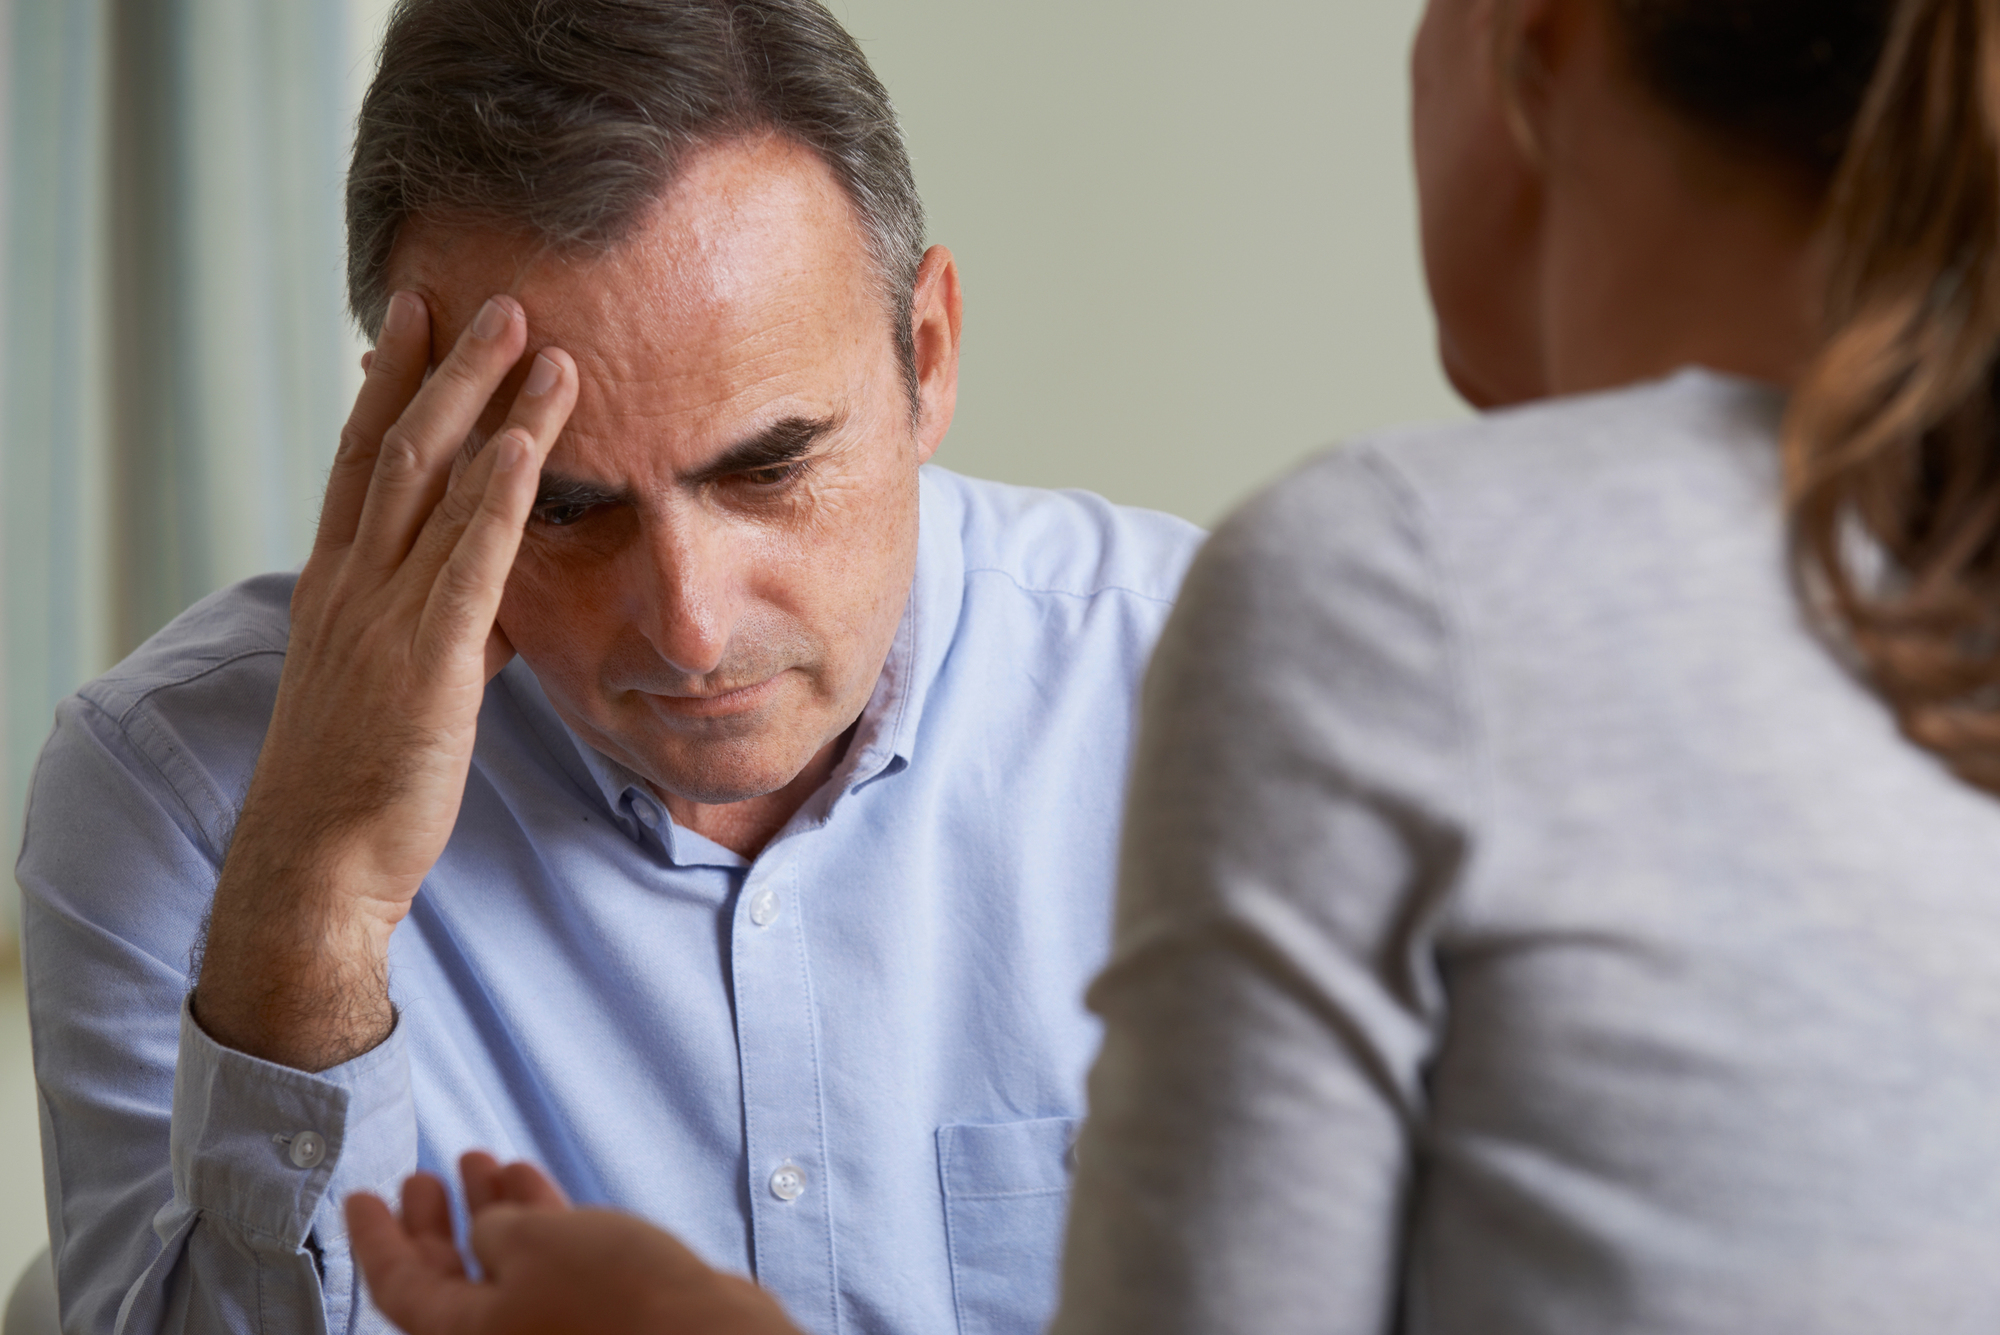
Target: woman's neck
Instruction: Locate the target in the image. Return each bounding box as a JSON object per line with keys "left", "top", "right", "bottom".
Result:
{"left": 1531, "top": 46, "right": 1826, "bottom": 398}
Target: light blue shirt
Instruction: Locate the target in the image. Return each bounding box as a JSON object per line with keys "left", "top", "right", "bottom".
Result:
{"left": 17, "top": 467, "right": 1202, "bottom": 1335}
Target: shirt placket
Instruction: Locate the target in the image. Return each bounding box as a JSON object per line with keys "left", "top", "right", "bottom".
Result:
{"left": 732, "top": 855, "right": 840, "bottom": 1333}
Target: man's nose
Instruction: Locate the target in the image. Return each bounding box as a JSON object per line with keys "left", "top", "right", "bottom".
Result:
{"left": 640, "top": 520, "right": 734, "bottom": 678}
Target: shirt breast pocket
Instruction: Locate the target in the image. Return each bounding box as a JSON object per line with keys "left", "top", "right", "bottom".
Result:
{"left": 938, "top": 1117, "right": 1080, "bottom": 1335}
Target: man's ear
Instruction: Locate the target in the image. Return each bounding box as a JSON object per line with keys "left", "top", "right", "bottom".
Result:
{"left": 908, "top": 245, "right": 962, "bottom": 466}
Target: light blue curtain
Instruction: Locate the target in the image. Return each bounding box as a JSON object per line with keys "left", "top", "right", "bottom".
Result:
{"left": 4, "top": 0, "right": 367, "bottom": 932}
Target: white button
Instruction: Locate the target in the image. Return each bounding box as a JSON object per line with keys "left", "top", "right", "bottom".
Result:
{"left": 633, "top": 802, "right": 660, "bottom": 829}
{"left": 284, "top": 1131, "right": 326, "bottom": 1170}
{"left": 748, "top": 888, "right": 781, "bottom": 928}
{"left": 769, "top": 1163, "right": 807, "bottom": 1202}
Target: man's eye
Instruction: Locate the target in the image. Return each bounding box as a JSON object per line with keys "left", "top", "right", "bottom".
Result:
{"left": 738, "top": 462, "right": 801, "bottom": 488}
{"left": 532, "top": 502, "right": 596, "bottom": 527}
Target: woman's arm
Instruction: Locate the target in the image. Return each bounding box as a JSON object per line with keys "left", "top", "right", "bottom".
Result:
{"left": 1053, "top": 444, "right": 1480, "bottom": 1335}
{"left": 348, "top": 1156, "right": 799, "bottom": 1335}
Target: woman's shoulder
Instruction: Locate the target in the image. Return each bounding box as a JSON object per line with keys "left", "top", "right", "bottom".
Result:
{"left": 1220, "top": 368, "right": 1786, "bottom": 589}
{"left": 1360, "top": 368, "right": 1779, "bottom": 531}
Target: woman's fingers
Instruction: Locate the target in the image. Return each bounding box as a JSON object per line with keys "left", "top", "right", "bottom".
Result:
{"left": 347, "top": 1191, "right": 480, "bottom": 1335}
{"left": 400, "top": 1172, "right": 457, "bottom": 1249}
{"left": 461, "top": 1150, "right": 505, "bottom": 1217}
{"left": 497, "top": 1159, "right": 571, "bottom": 1211}
{"left": 314, "top": 292, "right": 431, "bottom": 557}
{"left": 463, "top": 1152, "right": 571, "bottom": 1219}
{"left": 348, "top": 294, "right": 531, "bottom": 577}
{"left": 345, "top": 1194, "right": 419, "bottom": 1294}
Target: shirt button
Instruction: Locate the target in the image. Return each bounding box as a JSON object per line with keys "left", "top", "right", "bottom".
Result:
{"left": 633, "top": 803, "right": 660, "bottom": 829}
{"left": 285, "top": 1131, "right": 326, "bottom": 1170}
{"left": 769, "top": 1163, "right": 807, "bottom": 1202}
{"left": 748, "top": 887, "right": 781, "bottom": 928}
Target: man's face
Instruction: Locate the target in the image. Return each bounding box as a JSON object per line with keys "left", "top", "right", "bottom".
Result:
{"left": 389, "top": 136, "right": 948, "bottom": 806}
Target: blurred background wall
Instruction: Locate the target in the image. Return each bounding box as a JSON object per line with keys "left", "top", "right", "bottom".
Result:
{"left": 0, "top": 0, "right": 1457, "bottom": 1293}
{"left": 833, "top": 0, "right": 1462, "bottom": 519}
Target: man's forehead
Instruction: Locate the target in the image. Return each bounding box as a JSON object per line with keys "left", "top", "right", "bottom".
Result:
{"left": 387, "top": 135, "right": 880, "bottom": 369}
{"left": 389, "top": 135, "right": 899, "bottom": 478}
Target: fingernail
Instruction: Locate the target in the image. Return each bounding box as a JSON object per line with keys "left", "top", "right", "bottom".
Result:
{"left": 523, "top": 353, "right": 560, "bottom": 397}
{"left": 472, "top": 297, "right": 510, "bottom": 341}
{"left": 384, "top": 291, "right": 416, "bottom": 337}
{"left": 500, "top": 429, "right": 533, "bottom": 470}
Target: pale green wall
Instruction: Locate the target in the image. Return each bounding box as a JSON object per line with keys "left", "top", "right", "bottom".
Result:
{"left": 828, "top": 0, "right": 1465, "bottom": 526}
{"left": 351, "top": 0, "right": 1466, "bottom": 526}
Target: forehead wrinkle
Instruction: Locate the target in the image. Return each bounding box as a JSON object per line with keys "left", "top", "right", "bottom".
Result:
{"left": 557, "top": 339, "right": 822, "bottom": 446}
{"left": 540, "top": 399, "right": 848, "bottom": 501}
{"left": 391, "top": 140, "right": 877, "bottom": 349}
{"left": 545, "top": 367, "right": 813, "bottom": 479}
{"left": 397, "top": 136, "right": 895, "bottom": 500}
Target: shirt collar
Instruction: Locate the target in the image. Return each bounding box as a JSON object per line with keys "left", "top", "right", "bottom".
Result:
{"left": 827, "top": 467, "right": 966, "bottom": 798}
{"left": 499, "top": 465, "right": 969, "bottom": 858}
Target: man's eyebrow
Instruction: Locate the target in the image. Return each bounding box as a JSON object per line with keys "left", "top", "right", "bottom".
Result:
{"left": 533, "top": 469, "right": 632, "bottom": 510}
{"left": 682, "top": 413, "right": 843, "bottom": 487}
{"left": 529, "top": 413, "right": 843, "bottom": 508}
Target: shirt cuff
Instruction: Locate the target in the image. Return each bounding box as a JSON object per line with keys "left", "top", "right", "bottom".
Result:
{"left": 170, "top": 996, "right": 416, "bottom": 1248}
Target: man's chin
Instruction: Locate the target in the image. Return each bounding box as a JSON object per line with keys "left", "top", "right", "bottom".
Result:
{"left": 637, "top": 735, "right": 827, "bottom": 809}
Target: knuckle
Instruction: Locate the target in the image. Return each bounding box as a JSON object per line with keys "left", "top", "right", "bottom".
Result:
{"left": 334, "top": 425, "right": 375, "bottom": 465}
{"left": 375, "top": 426, "right": 425, "bottom": 478}
{"left": 431, "top": 560, "right": 483, "bottom": 609}
{"left": 288, "top": 576, "right": 320, "bottom": 623}
{"left": 365, "top": 343, "right": 409, "bottom": 381}
{"left": 435, "top": 487, "right": 479, "bottom": 530}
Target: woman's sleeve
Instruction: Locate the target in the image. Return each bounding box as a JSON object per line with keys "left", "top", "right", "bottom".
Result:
{"left": 1052, "top": 444, "right": 1481, "bottom": 1335}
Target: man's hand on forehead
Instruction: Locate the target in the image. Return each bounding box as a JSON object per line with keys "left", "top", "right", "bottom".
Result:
{"left": 190, "top": 289, "right": 581, "bottom": 1074}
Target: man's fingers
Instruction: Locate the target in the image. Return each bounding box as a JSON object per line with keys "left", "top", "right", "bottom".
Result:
{"left": 347, "top": 294, "right": 530, "bottom": 576}
{"left": 400, "top": 346, "right": 578, "bottom": 590}
{"left": 396, "top": 343, "right": 572, "bottom": 575}
{"left": 401, "top": 347, "right": 576, "bottom": 663}
{"left": 414, "top": 428, "right": 546, "bottom": 664}
{"left": 462, "top": 1202, "right": 535, "bottom": 1283}
{"left": 314, "top": 292, "right": 431, "bottom": 557}
{"left": 484, "top": 622, "right": 518, "bottom": 682}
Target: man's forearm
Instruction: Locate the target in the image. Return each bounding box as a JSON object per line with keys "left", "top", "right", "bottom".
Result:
{"left": 192, "top": 829, "right": 399, "bottom": 1072}
{"left": 188, "top": 289, "right": 571, "bottom": 1075}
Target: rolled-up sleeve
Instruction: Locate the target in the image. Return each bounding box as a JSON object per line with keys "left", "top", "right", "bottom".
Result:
{"left": 146, "top": 1002, "right": 414, "bottom": 1333}
{"left": 21, "top": 673, "right": 417, "bottom": 1335}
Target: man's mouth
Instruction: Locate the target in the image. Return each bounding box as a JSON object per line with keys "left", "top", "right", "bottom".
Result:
{"left": 639, "top": 673, "right": 786, "bottom": 720}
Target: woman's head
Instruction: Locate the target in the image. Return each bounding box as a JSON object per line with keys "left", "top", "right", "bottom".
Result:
{"left": 1410, "top": 0, "right": 1890, "bottom": 406}
{"left": 1414, "top": 0, "right": 2000, "bottom": 795}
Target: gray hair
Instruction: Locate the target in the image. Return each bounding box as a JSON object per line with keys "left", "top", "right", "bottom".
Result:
{"left": 346, "top": 0, "right": 928, "bottom": 405}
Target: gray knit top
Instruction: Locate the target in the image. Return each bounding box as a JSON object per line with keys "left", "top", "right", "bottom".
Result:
{"left": 1053, "top": 370, "right": 2000, "bottom": 1335}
